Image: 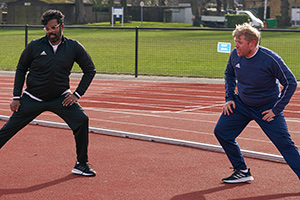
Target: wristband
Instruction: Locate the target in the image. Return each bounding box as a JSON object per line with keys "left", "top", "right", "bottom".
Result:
{"left": 74, "top": 92, "right": 81, "bottom": 99}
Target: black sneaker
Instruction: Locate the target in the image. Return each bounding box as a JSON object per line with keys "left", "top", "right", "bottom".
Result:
{"left": 72, "top": 162, "right": 96, "bottom": 176}
{"left": 222, "top": 168, "right": 254, "bottom": 183}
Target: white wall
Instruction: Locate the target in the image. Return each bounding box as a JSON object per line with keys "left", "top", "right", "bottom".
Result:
{"left": 171, "top": 6, "right": 193, "bottom": 24}
{"left": 292, "top": 7, "right": 300, "bottom": 27}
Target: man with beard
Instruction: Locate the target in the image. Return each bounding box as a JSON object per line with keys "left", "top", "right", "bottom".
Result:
{"left": 0, "top": 10, "right": 97, "bottom": 176}
{"left": 214, "top": 23, "right": 300, "bottom": 183}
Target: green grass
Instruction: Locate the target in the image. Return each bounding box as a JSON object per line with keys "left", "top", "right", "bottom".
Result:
{"left": 86, "top": 21, "right": 196, "bottom": 28}
{"left": 1, "top": 22, "right": 300, "bottom": 79}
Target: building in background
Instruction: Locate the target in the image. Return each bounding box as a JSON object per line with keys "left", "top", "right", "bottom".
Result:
{"left": 6, "top": 0, "right": 93, "bottom": 24}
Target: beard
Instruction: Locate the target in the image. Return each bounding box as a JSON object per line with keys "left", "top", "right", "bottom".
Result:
{"left": 237, "top": 48, "right": 252, "bottom": 57}
{"left": 47, "top": 29, "right": 62, "bottom": 44}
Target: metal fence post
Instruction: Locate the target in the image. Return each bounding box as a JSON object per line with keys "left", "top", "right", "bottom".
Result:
{"left": 135, "top": 26, "right": 139, "bottom": 78}
{"left": 25, "top": 24, "right": 28, "bottom": 47}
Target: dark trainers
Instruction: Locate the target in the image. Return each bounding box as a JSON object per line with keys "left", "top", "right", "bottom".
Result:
{"left": 222, "top": 169, "right": 254, "bottom": 183}
{"left": 72, "top": 162, "right": 96, "bottom": 176}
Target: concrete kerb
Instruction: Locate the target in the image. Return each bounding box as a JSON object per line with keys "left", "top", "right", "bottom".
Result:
{"left": 94, "top": 73, "right": 225, "bottom": 84}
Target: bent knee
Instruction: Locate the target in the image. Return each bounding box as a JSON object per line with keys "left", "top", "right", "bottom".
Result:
{"left": 78, "top": 113, "right": 89, "bottom": 123}
{"left": 214, "top": 124, "right": 222, "bottom": 137}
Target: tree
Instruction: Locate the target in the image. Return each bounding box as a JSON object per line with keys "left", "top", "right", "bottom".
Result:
{"left": 278, "top": 0, "right": 291, "bottom": 27}
{"left": 121, "top": 0, "right": 129, "bottom": 23}
{"left": 228, "top": 0, "right": 234, "bottom": 11}
{"left": 191, "top": 0, "right": 201, "bottom": 26}
{"left": 90, "top": 0, "right": 109, "bottom": 12}
{"left": 75, "top": 0, "right": 88, "bottom": 24}
{"left": 216, "top": 0, "right": 221, "bottom": 15}
{"left": 109, "top": 0, "right": 114, "bottom": 24}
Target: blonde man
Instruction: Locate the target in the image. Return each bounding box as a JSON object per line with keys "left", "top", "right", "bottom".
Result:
{"left": 214, "top": 23, "right": 300, "bottom": 183}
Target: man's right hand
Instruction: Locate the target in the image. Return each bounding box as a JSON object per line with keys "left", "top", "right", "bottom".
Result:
{"left": 223, "top": 100, "right": 235, "bottom": 115}
{"left": 10, "top": 100, "right": 20, "bottom": 112}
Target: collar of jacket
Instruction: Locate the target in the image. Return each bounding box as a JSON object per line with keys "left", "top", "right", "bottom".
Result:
{"left": 43, "top": 35, "right": 66, "bottom": 44}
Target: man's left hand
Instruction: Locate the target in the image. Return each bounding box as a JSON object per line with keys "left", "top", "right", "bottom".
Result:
{"left": 62, "top": 93, "right": 78, "bottom": 106}
{"left": 262, "top": 109, "right": 275, "bottom": 122}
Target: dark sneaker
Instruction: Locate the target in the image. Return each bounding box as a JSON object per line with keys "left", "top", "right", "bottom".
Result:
{"left": 222, "top": 169, "right": 254, "bottom": 183}
{"left": 72, "top": 162, "right": 96, "bottom": 176}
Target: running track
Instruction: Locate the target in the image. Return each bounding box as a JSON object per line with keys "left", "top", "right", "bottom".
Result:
{"left": 0, "top": 71, "right": 300, "bottom": 199}
{"left": 1, "top": 72, "right": 299, "bottom": 156}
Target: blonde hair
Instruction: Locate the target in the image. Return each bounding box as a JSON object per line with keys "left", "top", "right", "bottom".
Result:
{"left": 232, "top": 23, "right": 261, "bottom": 46}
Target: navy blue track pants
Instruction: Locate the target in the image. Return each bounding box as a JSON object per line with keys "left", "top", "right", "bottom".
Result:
{"left": 214, "top": 95, "right": 300, "bottom": 179}
{"left": 0, "top": 94, "right": 89, "bottom": 163}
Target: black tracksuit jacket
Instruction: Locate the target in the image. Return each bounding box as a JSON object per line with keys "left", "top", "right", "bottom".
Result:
{"left": 13, "top": 35, "right": 96, "bottom": 101}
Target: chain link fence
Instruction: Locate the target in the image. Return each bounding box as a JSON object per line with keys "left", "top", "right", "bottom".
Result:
{"left": 1, "top": 25, "right": 300, "bottom": 79}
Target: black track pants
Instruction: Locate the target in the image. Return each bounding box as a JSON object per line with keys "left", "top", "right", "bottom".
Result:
{"left": 0, "top": 94, "right": 89, "bottom": 163}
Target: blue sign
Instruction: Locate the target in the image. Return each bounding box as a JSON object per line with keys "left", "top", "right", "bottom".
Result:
{"left": 217, "top": 42, "right": 231, "bottom": 53}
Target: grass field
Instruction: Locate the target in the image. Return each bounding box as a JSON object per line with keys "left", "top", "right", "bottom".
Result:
{"left": 1, "top": 22, "right": 300, "bottom": 79}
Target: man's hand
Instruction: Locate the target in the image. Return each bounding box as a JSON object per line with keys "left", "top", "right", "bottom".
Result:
{"left": 223, "top": 100, "right": 235, "bottom": 115}
{"left": 62, "top": 93, "right": 79, "bottom": 106}
{"left": 262, "top": 109, "right": 275, "bottom": 122}
{"left": 10, "top": 100, "right": 20, "bottom": 112}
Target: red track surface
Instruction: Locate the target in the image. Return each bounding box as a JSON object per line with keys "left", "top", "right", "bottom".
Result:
{"left": 0, "top": 73, "right": 300, "bottom": 199}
